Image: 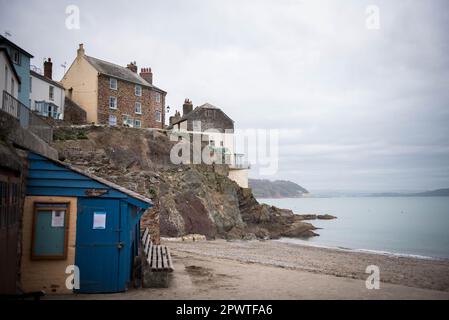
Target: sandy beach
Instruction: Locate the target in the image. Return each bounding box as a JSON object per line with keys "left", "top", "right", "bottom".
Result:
{"left": 50, "top": 239, "right": 449, "bottom": 300}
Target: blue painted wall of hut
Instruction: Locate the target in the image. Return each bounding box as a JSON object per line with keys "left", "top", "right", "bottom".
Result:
{"left": 25, "top": 152, "right": 151, "bottom": 293}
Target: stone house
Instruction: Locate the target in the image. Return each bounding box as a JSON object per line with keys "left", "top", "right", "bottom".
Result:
{"left": 61, "top": 44, "right": 166, "bottom": 129}
{"left": 169, "top": 99, "right": 249, "bottom": 188}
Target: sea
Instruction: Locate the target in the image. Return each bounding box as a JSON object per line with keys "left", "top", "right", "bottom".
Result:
{"left": 260, "top": 197, "right": 449, "bottom": 260}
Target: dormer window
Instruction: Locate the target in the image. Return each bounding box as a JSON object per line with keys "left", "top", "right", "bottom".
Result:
{"left": 110, "top": 78, "right": 117, "bottom": 90}
{"left": 135, "top": 85, "right": 142, "bottom": 96}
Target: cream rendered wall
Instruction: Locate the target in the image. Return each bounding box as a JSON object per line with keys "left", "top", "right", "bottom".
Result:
{"left": 61, "top": 56, "right": 98, "bottom": 123}
{"left": 228, "top": 168, "right": 249, "bottom": 188}
{"left": 21, "top": 196, "right": 77, "bottom": 294}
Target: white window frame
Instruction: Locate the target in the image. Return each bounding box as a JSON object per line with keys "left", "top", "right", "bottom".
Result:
{"left": 155, "top": 92, "right": 161, "bottom": 103}
{"left": 155, "top": 110, "right": 162, "bottom": 122}
{"left": 123, "top": 114, "right": 134, "bottom": 127}
{"left": 134, "top": 119, "right": 142, "bottom": 128}
{"left": 135, "top": 102, "right": 142, "bottom": 114}
{"left": 135, "top": 85, "right": 142, "bottom": 96}
{"left": 109, "top": 96, "right": 117, "bottom": 109}
{"left": 11, "top": 49, "right": 21, "bottom": 65}
{"left": 110, "top": 78, "right": 117, "bottom": 90}
{"left": 109, "top": 115, "right": 117, "bottom": 126}
{"left": 49, "top": 86, "right": 54, "bottom": 101}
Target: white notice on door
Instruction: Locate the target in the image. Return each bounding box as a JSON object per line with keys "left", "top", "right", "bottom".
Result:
{"left": 51, "top": 210, "right": 65, "bottom": 227}
{"left": 93, "top": 212, "right": 107, "bottom": 229}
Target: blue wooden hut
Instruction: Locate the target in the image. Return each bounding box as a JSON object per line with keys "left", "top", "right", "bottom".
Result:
{"left": 22, "top": 152, "right": 152, "bottom": 294}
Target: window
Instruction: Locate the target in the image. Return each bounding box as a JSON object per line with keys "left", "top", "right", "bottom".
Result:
{"left": 34, "top": 101, "right": 59, "bottom": 119}
{"left": 110, "top": 78, "right": 117, "bottom": 90}
{"left": 155, "top": 110, "right": 161, "bottom": 122}
{"left": 134, "top": 119, "right": 141, "bottom": 128}
{"left": 135, "top": 102, "right": 142, "bottom": 114}
{"left": 109, "top": 96, "right": 117, "bottom": 109}
{"left": 11, "top": 49, "right": 21, "bottom": 65}
{"left": 0, "top": 177, "right": 21, "bottom": 228}
{"left": 155, "top": 93, "right": 161, "bottom": 103}
{"left": 49, "top": 86, "right": 54, "bottom": 101}
{"left": 109, "top": 115, "right": 117, "bottom": 126}
{"left": 11, "top": 78, "right": 15, "bottom": 95}
{"left": 210, "top": 140, "right": 215, "bottom": 147}
{"left": 135, "top": 85, "right": 142, "bottom": 96}
{"left": 123, "top": 115, "right": 134, "bottom": 127}
{"left": 4, "top": 66, "right": 8, "bottom": 92}
{"left": 31, "top": 203, "right": 69, "bottom": 260}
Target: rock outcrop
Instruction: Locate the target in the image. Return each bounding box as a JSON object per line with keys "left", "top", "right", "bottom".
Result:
{"left": 51, "top": 125, "right": 318, "bottom": 242}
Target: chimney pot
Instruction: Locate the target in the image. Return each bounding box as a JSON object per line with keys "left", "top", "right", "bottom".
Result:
{"left": 139, "top": 67, "right": 153, "bottom": 84}
{"left": 183, "top": 99, "right": 193, "bottom": 116}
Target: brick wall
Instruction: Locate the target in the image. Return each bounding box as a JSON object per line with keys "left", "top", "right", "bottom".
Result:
{"left": 97, "top": 75, "right": 165, "bottom": 129}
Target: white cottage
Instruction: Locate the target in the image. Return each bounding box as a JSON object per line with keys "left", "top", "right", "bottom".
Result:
{"left": 30, "top": 58, "right": 65, "bottom": 120}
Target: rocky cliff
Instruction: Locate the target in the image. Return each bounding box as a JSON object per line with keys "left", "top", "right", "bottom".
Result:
{"left": 52, "top": 125, "right": 318, "bottom": 242}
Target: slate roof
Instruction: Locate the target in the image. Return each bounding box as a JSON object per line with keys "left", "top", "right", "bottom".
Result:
{"left": 30, "top": 70, "right": 64, "bottom": 89}
{"left": 170, "top": 103, "right": 234, "bottom": 126}
{"left": 85, "top": 55, "right": 151, "bottom": 87}
{"left": 0, "top": 35, "right": 34, "bottom": 58}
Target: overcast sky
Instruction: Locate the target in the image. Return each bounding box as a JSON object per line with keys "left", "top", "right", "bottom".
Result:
{"left": 1, "top": 0, "right": 448, "bottom": 192}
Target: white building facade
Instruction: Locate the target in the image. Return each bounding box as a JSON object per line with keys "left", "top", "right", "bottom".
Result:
{"left": 29, "top": 69, "right": 65, "bottom": 119}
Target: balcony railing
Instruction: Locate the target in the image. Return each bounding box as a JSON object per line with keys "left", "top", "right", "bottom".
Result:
{"left": 230, "top": 153, "right": 250, "bottom": 169}
{"left": 1, "top": 90, "right": 53, "bottom": 143}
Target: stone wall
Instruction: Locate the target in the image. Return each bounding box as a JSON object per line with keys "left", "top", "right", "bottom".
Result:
{"left": 0, "top": 109, "right": 58, "bottom": 160}
{"left": 64, "top": 97, "right": 87, "bottom": 125}
{"left": 186, "top": 108, "right": 234, "bottom": 133}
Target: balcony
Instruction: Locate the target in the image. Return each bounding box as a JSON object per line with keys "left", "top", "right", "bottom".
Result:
{"left": 1, "top": 90, "right": 53, "bottom": 143}
{"left": 229, "top": 153, "right": 250, "bottom": 169}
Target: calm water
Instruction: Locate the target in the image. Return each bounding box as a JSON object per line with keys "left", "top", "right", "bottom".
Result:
{"left": 260, "top": 197, "right": 449, "bottom": 260}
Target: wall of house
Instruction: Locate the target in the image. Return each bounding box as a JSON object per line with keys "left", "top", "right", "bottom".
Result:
{"left": 0, "top": 51, "right": 19, "bottom": 101}
{"left": 186, "top": 108, "right": 234, "bottom": 133}
{"left": 30, "top": 75, "right": 65, "bottom": 119}
{"left": 97, "top": 74, "right": 156, "bottom": 128}
{"left": 20, "top": 196, "right": 77, "bottom": 294}
{"left": 61, "top": 57, "right": 98, "bottom": 123}
{"left": 3, "top": 48, "right": 31, "bottom": 107}
{"left": 228, "top": 168, "right": 249, "bottom": 188}
{"left": 150, "top": 88, "right": 165, "bottom": 128}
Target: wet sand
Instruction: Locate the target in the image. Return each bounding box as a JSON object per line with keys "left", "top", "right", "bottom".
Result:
{"left": 50, "top": 240, "right": 449, "bottom": 300}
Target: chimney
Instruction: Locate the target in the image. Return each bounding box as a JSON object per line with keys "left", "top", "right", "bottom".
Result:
{"left": 127, "top": 61, "right": 138, "bottom": 73}
{"left": 170, "top": 110, "right": 181, "bottom": 125}
{"left": 139, "top": 67, "right": 153, "bottom": 84}
{"left": 77, "top": 43, "right": 85, "bottom": 59}
{"left": 183, "top": 99, "right": 193, "bottom": 116}
{"left": 44, "top": 58, "right": 53, "bottom": 79}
